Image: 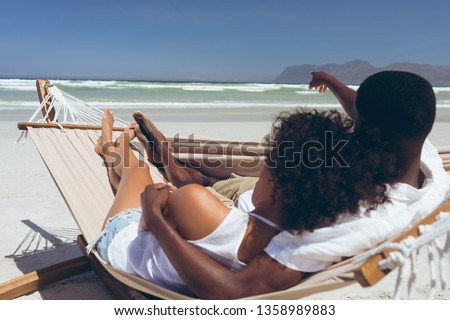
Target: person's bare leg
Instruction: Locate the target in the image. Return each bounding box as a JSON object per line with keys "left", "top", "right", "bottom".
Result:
{"left": 111, "top": 122, "right": 138, "bottom": 178}
{"left": 95, "top": 112, "right": 153, "bottom": 226}
{"left": 95, "top": 108, "right": 121, "bottom": 193}
{"left": 104, "top": 161, "right": 153, "bottom": 227}
{"left": 133, "top": 112, "right": 219, "bottom": 186}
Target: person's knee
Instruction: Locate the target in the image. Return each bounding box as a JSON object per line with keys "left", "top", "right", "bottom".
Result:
{"left": 170, "top": 184, "right": 216, "bottom": 209}
{"left": 175, "top": 184, "right": 226, "bottom": 214}
{"left": 167, "top": 184, "right": 229, "bottom": 239}
{"left": 177, "top": 184, "right": 208, "bottom": 198}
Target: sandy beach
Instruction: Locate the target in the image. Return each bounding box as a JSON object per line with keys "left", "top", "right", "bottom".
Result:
{"left": 1, "top": 118, "right": 450, "bottom": 300}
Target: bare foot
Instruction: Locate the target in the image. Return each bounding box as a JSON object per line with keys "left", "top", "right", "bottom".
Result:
{"left": 95, "top": 108, "right": 115, "bottom": 160}
{"left": 133, "top": 111, "right": 187, "bottom": 183}
{"left": 133, "top": 111, "right": 216, "bottom": 186}
{"left": 132, "top": 111, "right": 167, "bottom": 154}
{"left": 135, "top": 124, "right": 163, "bottom": 166}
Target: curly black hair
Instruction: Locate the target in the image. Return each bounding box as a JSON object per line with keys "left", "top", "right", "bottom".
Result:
{"left": 266, "top": 108, "right": 399, "bottom": 234}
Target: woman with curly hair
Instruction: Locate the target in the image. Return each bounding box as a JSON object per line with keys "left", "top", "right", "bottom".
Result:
{"left": 91, "top": 107, "right": 391, "bottom": 296}
{"left": 264, "top": 109, "right": 397, "bottom": 235}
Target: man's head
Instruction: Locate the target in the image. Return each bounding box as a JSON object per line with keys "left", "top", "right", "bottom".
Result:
{"left": 354, "top": 71, "right": 436, "bottom": 166}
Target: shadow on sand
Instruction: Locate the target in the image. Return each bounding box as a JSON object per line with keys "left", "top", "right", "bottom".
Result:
{"left": 5, "top": 220, "right": 113, "bottom": 299}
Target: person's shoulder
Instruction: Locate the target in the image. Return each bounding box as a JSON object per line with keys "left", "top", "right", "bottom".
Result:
{"left": 264, "top": 230, "right": 337, "bottom": 272}
{"left": 421, "top": 139, "right": 440, "bottom": 158}
{"left": 421, "top": 139, "right": 449, "bottom": 181}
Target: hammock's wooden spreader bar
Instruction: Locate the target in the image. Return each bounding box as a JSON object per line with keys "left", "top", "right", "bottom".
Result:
{"left": 171, "top": 140, "right": 267, "bottom": 157}
{"left": 0, "top": 256, "right": 91, "bottom": 300}
{"left": 36, "top": 79, "right": 55, "bottom": 123}
{"left": 17, "top": 121, "right": 127, "bottom": 132}
{"left": 354, "top": 199, "right": 450, "bottom": 287}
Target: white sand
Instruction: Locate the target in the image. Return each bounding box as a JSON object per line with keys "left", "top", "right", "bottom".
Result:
{"left": 1, "top": 120, "right": 450, "bottom": 300}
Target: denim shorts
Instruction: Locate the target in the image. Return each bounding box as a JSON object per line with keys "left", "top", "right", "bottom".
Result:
{"left": 94, "top": 208, "right": 142, "bottom": 263}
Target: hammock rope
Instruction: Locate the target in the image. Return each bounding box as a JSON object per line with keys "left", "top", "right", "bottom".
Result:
{"left": 356, "top": 211, "right": 450, "bottom": 299}
{"left": 28, "top": 84, "right": 129, "bottom": 128}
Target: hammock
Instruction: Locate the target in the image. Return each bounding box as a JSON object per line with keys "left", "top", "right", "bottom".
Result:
{"left": 1, "top": 79, "right": 450, "bottom": 300}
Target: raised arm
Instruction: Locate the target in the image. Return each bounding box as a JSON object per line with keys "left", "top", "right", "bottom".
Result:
{"left": 140, "top": 186, "right": 305, "bottom": 299}
{"left": 309, "top": 71, "right": 357, "bottom": 119}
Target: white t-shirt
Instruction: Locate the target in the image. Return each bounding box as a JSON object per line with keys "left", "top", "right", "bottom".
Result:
{"left": 238, "top": 139, "right": 450, "bottom": 272}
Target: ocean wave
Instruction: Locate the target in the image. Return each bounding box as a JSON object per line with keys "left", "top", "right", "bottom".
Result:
{"left": 296, "top": 90, "right": 319, "bottom": 95}
{"left": 113, "top": 82, "right": 292, "bottom": 92}
{"left": 4, "top": 78, "right": 449, "bottom": 98}
{"left": 0, "top": 79, "right": 316, "bottom": 93}
{"left": 75, "top": 101, "right": 310, "bottom": 109}
{"left": 1, "top": 78, "right": 448, "bottom": 93}
{"left": 55, "top": 81, "right": 285, "bottom": 92}
{"left": 434, "top": 87, "right": 450, "bottom": 93}
{"left": 0, "top": 100, "right": 39, "bottom": 109}
{"left": 54, "top": 80, "right": 119, "bottom": 88}
{"left": 183, "top": 84, "right": 296, "bottom": 92}
{"left": 64, "top": 81, "right": 317, "bottom": 93}
{"left": 0, "top": 99, "right": 346, "bottom": 111}
{"left": 0, "top": 79, "right": 37, "bottom": 91}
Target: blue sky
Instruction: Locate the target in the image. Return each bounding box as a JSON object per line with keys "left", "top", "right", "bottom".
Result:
{"left": 1, "top": 0, "right": 449, "bottom": 81}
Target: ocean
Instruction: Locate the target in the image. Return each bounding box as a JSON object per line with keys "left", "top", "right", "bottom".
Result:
{"left": 1, "top": 79, "right": 450, "bottom": 123}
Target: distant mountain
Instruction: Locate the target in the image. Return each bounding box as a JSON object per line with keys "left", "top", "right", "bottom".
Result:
{"left": 274, "top": 60, "right": 450, "bottom": 86}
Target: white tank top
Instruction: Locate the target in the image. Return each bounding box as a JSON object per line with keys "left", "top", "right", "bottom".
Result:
{"left": 107, "top": 207, "right": 253, "bottom": 294}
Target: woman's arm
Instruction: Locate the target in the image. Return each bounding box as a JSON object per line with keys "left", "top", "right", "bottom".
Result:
{"left": 309, "top": 71, "right": 357, "bottom": 119}
{"left": 140, "top": 185, "right": 305, "bottom": 299}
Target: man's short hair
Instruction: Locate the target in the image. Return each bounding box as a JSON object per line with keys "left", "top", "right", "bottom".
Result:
{"left": 355, "top": 71, "right": 436, "bottom": 143}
